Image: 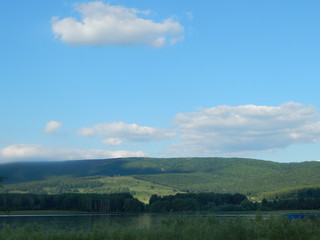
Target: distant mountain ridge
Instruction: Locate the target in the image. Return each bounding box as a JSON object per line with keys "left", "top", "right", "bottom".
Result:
{"left": 1, "top": 157, "right": 319, "bottom": 202}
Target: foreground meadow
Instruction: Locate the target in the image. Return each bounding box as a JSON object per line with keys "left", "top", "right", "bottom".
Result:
{"left": 1, "top": 215, "right": 320, "bottom": 240}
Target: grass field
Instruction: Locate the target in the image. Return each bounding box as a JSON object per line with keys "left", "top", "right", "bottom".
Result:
{"left": 1, "top": 215, "right": 320, "bottom": 240}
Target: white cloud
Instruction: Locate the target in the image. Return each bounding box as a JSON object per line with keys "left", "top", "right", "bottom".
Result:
{"left": 51, "top": 1, "right": 184, "bottom": 48}
{"left": 102, "top": 138, "right": 123, "bottom": 146}
{"left": 169, "top": 102, "right": 320, "bottom": 156}
{"left": 44, "top": 121, "right": 62, "bottom": 134}
{"left": 7, "top": 102, "right": 320, "bottom": 162}
{"left": 78, "top": 122, "right": 175, "bottom": 144}
{"left": 0, "top": 144, "right": 146, "bottom": 163}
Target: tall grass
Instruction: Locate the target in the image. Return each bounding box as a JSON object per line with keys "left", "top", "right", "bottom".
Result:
{"left": 1, "top": 215, "right": 320, "bottom": 240}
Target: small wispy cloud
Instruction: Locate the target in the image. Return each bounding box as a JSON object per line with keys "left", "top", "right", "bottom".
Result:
{"left": 44, "top": 121, "right": 62, "bottom": 134}
{"left": 101, "top": 138, "right": 123, "bottom": 146}
{"left": 186, "top": 12, "right": 194, "bottom": 20}
{"left": 51, "top": 1, "right": 184, "bottom": 48}
{"left": 78, "top": 121, "right": 176, "bottom": 145}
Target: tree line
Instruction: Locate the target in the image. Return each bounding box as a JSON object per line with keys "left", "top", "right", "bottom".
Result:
{"left": 0, "top": 193, "right": 144, "bottom": 213}
{"left": 259, "top": 187, "right": 320, "bottom": 211}
{"left": 148, "top": 192, "right": 256, "bottom": 212}
{"left": 1, "top": 188, "right": 320, "bottom": 213}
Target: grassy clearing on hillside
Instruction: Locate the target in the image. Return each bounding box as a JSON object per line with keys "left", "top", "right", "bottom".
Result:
{"left": 0, "top": 176, "right": 179, "bottom": 203}
{"left": 1, "top": 215, "right": 320, "bottom": 240}
{"left": 95, "top": 176, "right": 180, "bottom": 203}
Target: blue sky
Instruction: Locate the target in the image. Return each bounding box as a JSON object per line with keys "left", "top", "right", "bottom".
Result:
{"left": 1, "top": 0, "right": 320, "bottom": 163}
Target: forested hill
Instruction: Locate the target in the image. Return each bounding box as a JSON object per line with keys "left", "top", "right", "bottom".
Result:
{"left": 0, "top": 158, "right": 175, "bottom": 184}
{"left": 0, "top": 157, "right": 320, "bottom": 201}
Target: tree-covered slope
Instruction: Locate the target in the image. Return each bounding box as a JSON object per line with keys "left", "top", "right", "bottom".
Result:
{"left": 0, "top": 157, "right": 319, "bottom": 201}
{"left": 0, "top": 158, "right": 189, "bottom": 184}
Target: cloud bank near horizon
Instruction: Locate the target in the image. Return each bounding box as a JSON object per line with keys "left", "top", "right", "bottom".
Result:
{"left": 1, "top": 102, "right": 320, "bottom": 163}
{"left": 51, "top": 1, "right": 184, "bottom": 48}
{"left": 0, "top": 144, "right": 146, "bottom": 163}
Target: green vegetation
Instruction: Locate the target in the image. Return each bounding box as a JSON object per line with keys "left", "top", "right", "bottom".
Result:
{"left": 261, "top": 185, "right": 320, "bottom": 201}
{"left": 0, "top": 193, "right": 144, "bottom": 213}
{"left": 258, "top": 187, "right": 320, "bottom": 211}
{"left": 1, "top": 216, "right": 320, "bottom": 240}
{"left": 0, "top": 176, "right": 178, "bottom": 203}
{"left": 1, "top": 157, "right": 320, "bottom": 201}
{"left": 1, "top": 158, "right": 320, "bottom": 239}
{"left": 0, "top": 176, "right": 4, "bottom": 187}
{"left": 148, "top": 192, "right": 250, "bottom": 212}
{"left": 1, "top": 189, "right": 319, "bottom": 213}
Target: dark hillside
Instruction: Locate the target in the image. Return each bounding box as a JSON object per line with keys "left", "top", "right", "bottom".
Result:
{"left": 0, "top": 158, "right": 188, "bottom": 184}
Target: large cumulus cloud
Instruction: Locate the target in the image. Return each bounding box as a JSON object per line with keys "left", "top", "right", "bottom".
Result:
{"left": 51, "top": 2, "right": 184, "bottom": 48}
{"left": 169, "top": 102, "right": 320, "bottom": 156}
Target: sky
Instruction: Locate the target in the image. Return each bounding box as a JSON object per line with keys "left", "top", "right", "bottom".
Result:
{"left": 1, "top": 0, "right": 320, "bottom": 163}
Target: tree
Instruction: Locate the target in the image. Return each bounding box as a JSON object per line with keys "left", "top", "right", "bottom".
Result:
{"left": 0, "top": 177, "right": 11, "bottom": 215}
{"left": 0, "top": 176, "right": 5, "bottom": 187}
{"left": 149, "top": 194, "right": 161, "bottom": 204}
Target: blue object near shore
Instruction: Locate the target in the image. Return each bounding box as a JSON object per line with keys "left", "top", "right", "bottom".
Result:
{"left": 286, "top": 214, "right": 305, "bottom": 219}
{"left": 285, "top": 214, "right": 320, "bottom": 220}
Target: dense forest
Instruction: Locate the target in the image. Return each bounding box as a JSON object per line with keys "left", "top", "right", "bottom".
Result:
{"left": 1, "top": 188, "right": 320, "bottom": 214}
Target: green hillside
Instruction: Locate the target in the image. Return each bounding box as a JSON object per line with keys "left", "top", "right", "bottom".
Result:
{"left": 0, "top": 157, "right": 319, "bottom": 202}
